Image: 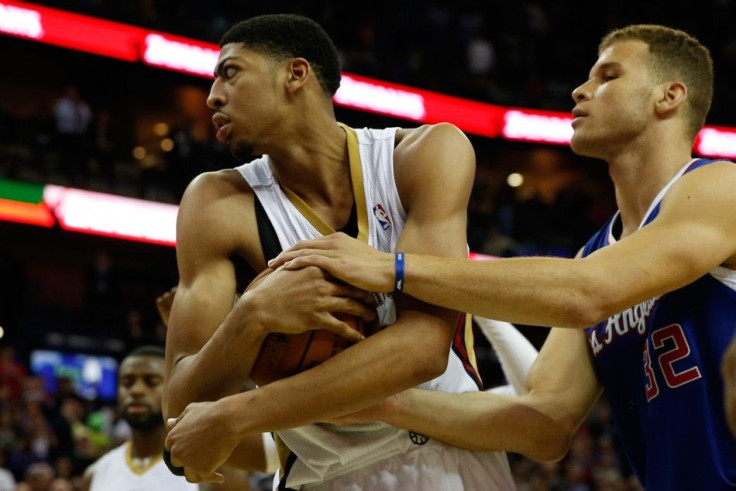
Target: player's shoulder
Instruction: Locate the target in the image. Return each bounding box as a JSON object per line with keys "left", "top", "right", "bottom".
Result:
{"left": 182, "top": 169, "right": 254, "bottom": 205}
{"left": 177, "top": 169, "right": 259, "bottom": 254}
{"left": 394, "top": 123, "right": 469, "bottom": 149}
{"left": 80, "top": 446, "right": 117, "bottom": 491}
{"left": 670, "top": 158, "right": 736, "bottom": 196}
{"left": 393, "top": 123, "right": 473, "bottom": 172}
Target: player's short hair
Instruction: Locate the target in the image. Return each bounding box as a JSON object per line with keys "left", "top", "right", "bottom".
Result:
{"left": 220, "top": 14, "right": 341, "bottom": 97}
{"left": 125, "top": 345, "right": 165, "bottom": 360}
{"left": 599, "top": 24, "right": 713, "bottom": 140}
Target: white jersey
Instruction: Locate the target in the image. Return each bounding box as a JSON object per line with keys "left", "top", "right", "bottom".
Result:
{"left": 90, "top": 442, "right": 197, "bottom": 491}
{"left": 237, "top": 125, "right": 513, "bottom": 490}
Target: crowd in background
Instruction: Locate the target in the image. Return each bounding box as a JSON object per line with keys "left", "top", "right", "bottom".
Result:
{"left": 1, "top": 1, "right": 735, "bottom": 489}
{"left": 27, "top": 0, "right": 736, "bottom": 123}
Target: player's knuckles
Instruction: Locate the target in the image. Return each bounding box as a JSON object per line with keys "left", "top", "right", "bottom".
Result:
{"left": 184, "top": 470, "right": 202, "bottom": 483}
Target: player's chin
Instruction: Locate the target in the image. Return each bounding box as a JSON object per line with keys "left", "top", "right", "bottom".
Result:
{"left": 124, "top": 412, "right": 151, "bottom": 424}
{"left": 569, "top": 134, "right": 594, "bottom": 157}
{"left": 230, "top": 139, "right": 255, "bottom": 161}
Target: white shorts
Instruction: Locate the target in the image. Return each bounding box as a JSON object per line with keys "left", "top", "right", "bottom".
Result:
{"left": 299, "top": 438, "right": 514, "bottom": 491}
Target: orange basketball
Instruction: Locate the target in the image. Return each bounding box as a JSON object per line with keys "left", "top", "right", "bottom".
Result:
{"left": 246, "top": 268, "right": 370, "bottom": 386}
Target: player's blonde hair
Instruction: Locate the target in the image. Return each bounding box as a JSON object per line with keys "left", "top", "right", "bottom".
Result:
{"left": 599, "top": 24, "right": 713, "bottom": 140}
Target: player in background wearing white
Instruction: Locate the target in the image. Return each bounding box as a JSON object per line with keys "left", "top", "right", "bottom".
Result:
{"left": 80, "top": 346, "right": 255, "bottom": 491}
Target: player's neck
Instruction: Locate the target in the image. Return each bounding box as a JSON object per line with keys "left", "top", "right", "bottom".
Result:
{"left": 269, "top": 121, "right": 353, "bottom": 208}
{"left": 130, "top": 425, "right": 167, "bottom": 460}
{"left": 608, "top": 140, "right": 693, "bottom": 237}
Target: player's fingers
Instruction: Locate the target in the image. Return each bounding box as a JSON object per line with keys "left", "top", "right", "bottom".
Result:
{"left": 169, "top": 449, "right": 183, "bottom": 468}
{"left": 330, "top": 283, "right": 376, "bottom": 306}
{"left": 187, "top": 471, "right": 225, "bottom": 484}
{"left": 322, "top": 315, "right": 365, "bottom": 342}
{"left": 269, "top": 237, "right": 336, "bottom": 266}
{"left": 287, "top": 256, "right": 341, "bottom": 277}
{"left": 270, "top": 249, "right": 326, "bottom": 269}
{"left": 332, "top": 297, "right": 376, "bottom": 323}
{"left": 166, "top": 417, "right": 178, "bottom": 429}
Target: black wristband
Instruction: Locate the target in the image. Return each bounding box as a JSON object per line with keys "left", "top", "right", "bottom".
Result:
{"left": 162, "top": 447, "right": 185, "bottom": 476}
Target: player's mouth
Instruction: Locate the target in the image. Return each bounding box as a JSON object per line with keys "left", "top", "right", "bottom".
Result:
{"left": 571, "top": 107, "right": 588, "bottom": 127}
{"left": 125, "top": 403, "right": 150, "bottom": 415}
{"left": 212, "top": 113, "right": 232, "bottom": 142}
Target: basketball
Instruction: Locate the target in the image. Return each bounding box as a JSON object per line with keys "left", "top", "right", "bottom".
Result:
{"left": 247, "top": 268, "right": 371, "bottom": 386}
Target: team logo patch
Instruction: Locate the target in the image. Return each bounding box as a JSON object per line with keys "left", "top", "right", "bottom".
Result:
{"left": 373, "top": 204, "right": 392, "bottom": 230}
{"left": 409, "top": 431, "right": 429, "bottom": 445}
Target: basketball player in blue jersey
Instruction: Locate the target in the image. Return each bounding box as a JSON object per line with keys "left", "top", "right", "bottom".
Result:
{"left": 163, "top": 13, "right": 515, "bottom": 490}
{"left": 271, "top": 25, "right": 736, "bottom": 489}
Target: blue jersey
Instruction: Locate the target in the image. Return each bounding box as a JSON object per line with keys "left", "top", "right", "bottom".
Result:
{"left": 582, "top": 159, "right": 736, "bottom": 490}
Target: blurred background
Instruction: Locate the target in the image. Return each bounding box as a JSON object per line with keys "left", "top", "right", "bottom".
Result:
{"left": 1, "top": 0, "right": 734, "bottom": 489}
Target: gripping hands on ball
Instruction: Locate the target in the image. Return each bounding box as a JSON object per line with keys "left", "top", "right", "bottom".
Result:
{"left": 268, "top": 232, "right": 396, "bottom": 294}
{"left": 242, "top": 264, "right": 376, "bottom": 343}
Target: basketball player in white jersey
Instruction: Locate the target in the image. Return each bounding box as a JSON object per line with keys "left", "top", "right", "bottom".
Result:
{"left": 162, "top": 13, "right": 515, "bottom": 490}
{"left": 81, "top": 346, "right": 254, "bottom": 491}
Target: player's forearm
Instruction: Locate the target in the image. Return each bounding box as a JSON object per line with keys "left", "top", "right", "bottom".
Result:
{"left": 164, "top": 302, "right": 268, "bottom": 418}
{"left": 223, "top": 432, "right": 267, "bottom": 472}
{"left": 383, "top": 389, "right": 571, "bottom": 462}
{"left": 223, "top": 313, "right": 451, "bottom": 434}
{"left": 403, "top": 255, "right": 602, "bottom": 328}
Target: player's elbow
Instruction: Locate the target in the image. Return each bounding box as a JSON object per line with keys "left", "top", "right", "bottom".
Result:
{"left": 524, "top": 421, "right": 573, "bottom": 463}
{"left": 562, "top": 283, "right": 614, "bottom": 328}
{"left": 514, "top": 393, "right": 579, "bottom": 462}
{"left": 412, "top": 348, "right": 449, "bottom": 382}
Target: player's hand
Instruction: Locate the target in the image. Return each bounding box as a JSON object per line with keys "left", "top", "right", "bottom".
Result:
{"left": 240, "top": 265, "right": 376, "bottom": 342}
{"left": 156, "top": 286, "right": 177, "bottom": 327}
{"left": 164, "top": 400, "right": 234, "bottom": 483}
{"left": 268, "top": 232, "right": 395, "bottom": 293}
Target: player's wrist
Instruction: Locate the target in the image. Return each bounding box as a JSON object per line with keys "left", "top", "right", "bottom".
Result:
{"left": 234, "top": 291, "right": 271, "bottom": 338}
{"left": 217, "top": 392, "right": 256, "bottom": 439}
{"left": 393, "top": 252, "right": 405, "bottom": 295}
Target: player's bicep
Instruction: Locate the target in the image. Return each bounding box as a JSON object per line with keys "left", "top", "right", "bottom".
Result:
{"left": 394, "top": 123, "right": 475, "bottom": 258}
{"left": 166, "top": 266, "right": 237, "bottom": 362}
{"left": 166, "top": 176, "right": 242, "bottom": 371}
{"left": 581, "top": 164, "right": 736, "bottom": 313}
{"left": 391, "top": 125, "right": 475, "bottom": 334}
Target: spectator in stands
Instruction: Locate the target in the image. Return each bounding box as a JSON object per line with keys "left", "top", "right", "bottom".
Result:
{"left": 53, "top": 86, "right": 92, "bottom": 186}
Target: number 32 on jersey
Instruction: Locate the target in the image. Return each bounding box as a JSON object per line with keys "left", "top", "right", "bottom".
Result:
{"left": 643, "top": 323, "right": 702, "bottom": 401}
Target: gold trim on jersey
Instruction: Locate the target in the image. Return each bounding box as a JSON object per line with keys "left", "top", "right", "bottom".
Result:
{"left": 280, "top": 123, "right": 369, "bottom": 243}
{"left": 273, "top": 433, "right": 292, "bottom": 477}
{"left": 125, "top": 442, "right": 163, "bottom": 475}
{"left": 465, "top": 314, "right": 480, "bottom": 376}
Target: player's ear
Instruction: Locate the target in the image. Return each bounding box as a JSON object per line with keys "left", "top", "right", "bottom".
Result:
{"left": 654, "top": 80, "right": 687, "bottom": 118}
{"left": 286, "top": 58, "right": 310, "bottom": 92}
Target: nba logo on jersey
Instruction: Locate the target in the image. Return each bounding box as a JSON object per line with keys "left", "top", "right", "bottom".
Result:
{"left": 373, "top": 204, "right": 391, "bottom": 230}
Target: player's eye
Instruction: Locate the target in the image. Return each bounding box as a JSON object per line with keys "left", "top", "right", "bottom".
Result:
{"left": 224, "top": 65, "right": 237, "bottom": 79}
{"left": 145, "top": 376, "right": 163, "bottom": 387}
